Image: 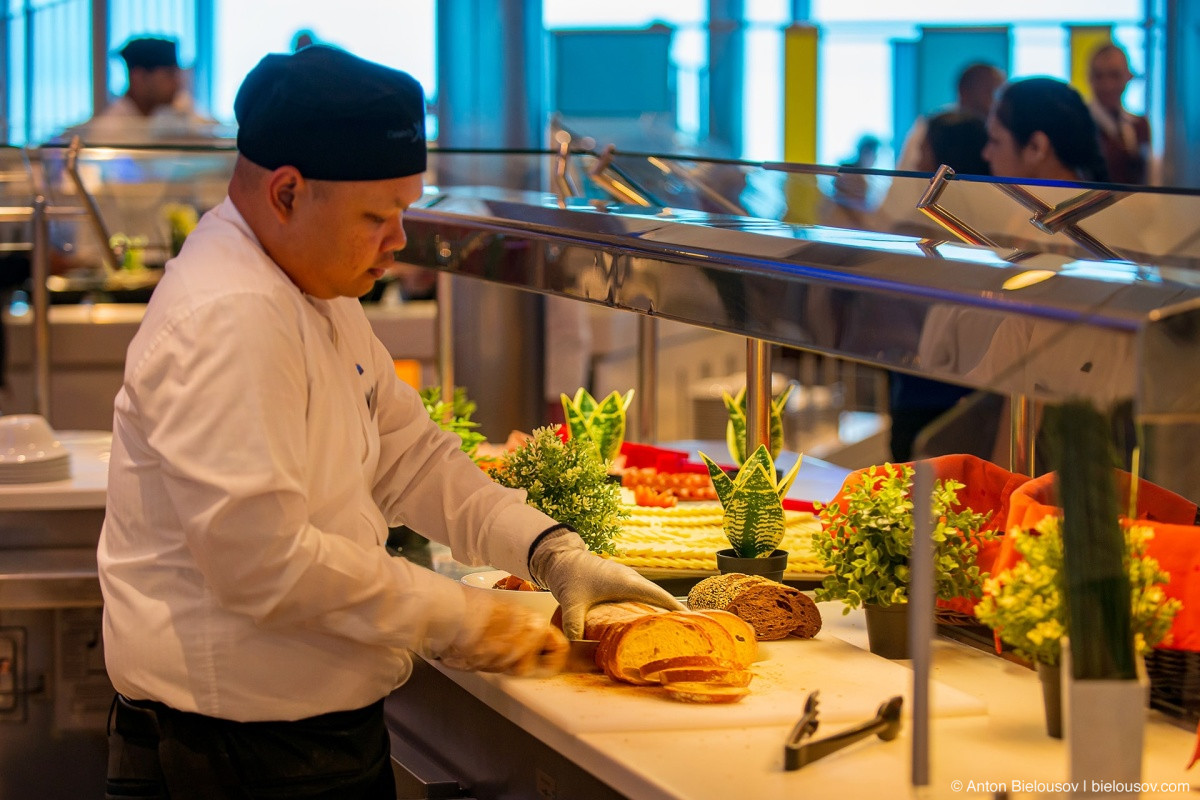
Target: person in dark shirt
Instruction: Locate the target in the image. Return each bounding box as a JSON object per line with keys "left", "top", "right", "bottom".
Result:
{"left": 1086, "top": 42, "right": 1150, "bottom": 185}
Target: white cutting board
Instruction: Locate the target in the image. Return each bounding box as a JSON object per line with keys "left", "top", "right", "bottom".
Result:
{"left": 449, "top": 634, "right": 987, "bottom": 735}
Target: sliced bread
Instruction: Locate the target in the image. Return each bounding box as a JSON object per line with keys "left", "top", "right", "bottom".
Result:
{"left": 657, "top": 667, "right": 753, "bottom": 687}
{"left": 661, "top": 682, "right": 750, "bottom": 704}
{"left": 724, "top": 584, "right": 806, "bottom": 641}
{"left": 693, "top": 608, "right": 760, "bottom": 665}
{"left": 638, "top": 655, "right": 741, "bottom": 683}
{"left": 606, "top": 613, "right": 721, "bottom": 685}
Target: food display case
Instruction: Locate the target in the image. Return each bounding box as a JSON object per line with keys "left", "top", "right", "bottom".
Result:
{"left": 413, "top": 148, "right": 1200, "bottom": 496}
{"left": 385, "top": 148, "right": 1200, "bottom": 798}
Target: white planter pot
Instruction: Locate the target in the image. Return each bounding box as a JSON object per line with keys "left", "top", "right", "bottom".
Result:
{"left": 1062, "top": 645, "right": 1148, "bottom": 798}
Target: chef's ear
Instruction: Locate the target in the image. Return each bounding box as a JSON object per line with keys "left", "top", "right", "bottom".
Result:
{"left": 265, "top": 166, "right": 304, "bottom": 222}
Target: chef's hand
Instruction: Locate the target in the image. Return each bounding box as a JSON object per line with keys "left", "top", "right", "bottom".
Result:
{"left": 529, "top": 528, "right": 684, "bottom": 640}
{"left": 438, "top": 595, "right": 568, "bottom": 677}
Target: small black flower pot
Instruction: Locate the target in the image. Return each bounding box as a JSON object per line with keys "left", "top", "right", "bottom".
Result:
{"left": 715, "top": 548, "right": 789, "bottom": 583}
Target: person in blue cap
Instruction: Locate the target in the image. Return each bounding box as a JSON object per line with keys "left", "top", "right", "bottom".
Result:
{"left": 97, "top": 45, "right": 680, "bottom": 799}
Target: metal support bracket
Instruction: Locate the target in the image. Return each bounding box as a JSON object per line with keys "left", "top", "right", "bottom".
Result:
{"left": 916, "top": 166, "right": 999, "bottom": 247}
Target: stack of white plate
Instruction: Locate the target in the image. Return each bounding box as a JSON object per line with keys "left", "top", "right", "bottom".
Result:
{"left": 0, "top": 415, "right": 72, "bottom": 484}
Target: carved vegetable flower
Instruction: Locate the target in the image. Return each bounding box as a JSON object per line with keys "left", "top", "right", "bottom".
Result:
{"left": 701, "top": 444, "right": 802, "bottom": 558}
{"left": 561, "top": 388, "right": 634, "bottom": 463}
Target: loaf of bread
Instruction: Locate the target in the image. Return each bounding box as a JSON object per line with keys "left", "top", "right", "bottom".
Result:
{"left": 568, "top": 601, "right": 664, "bottom": 643}
{"left": 687, "top": 573, "right": 822, "bottom": 641}
{"left": 605, "top": 614, "right": 724, "bottom": 685}
{"left": 572, "top": 604, "right": 755, "bottom": 702}
{"left": 692, "top": 609, "right": 759, "bottom": 665}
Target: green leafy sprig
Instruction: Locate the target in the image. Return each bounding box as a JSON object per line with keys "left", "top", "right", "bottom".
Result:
{"left": 488, "top": 426, "right": 625, "bottom": 555}
{"left": 812, "top": 463, "right": 993, "bottom": 612}
{"left": 420, "top": 386, "right": 486, "bottom": 460}
{"left": 976, "top": 516, "right": 1179, "bottom": 668}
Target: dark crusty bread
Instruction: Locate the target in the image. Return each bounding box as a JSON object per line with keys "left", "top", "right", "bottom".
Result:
{"left": 689, "top": 572, "right": 823, "bottom": 641}
{"left": 788, "top": 591, "right": 823, "bottom": 639}
{"left": 725, "top": 584, "right": 804, "bottom": 640}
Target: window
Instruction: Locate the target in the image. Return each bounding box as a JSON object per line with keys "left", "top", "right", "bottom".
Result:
{"left": 210, "top": 0, "right": 435, "bottom": 125}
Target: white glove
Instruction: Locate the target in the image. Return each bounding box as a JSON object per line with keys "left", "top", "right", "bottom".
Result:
{"left": 529, "top": 529, "right": 684, "bottom": 640}
{"left": 438, "top": 593, "right": 568, "bottom": 676}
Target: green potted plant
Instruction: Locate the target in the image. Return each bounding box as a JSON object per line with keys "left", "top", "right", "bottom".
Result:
{"left": 489, "top": 426, "right": 625, "bottom": 556}
{"left": 419, "top": 385, "right": 487, "bottom": 461}
{"left": 561, "top": 388, "right": 634, "bottom": 464}
{"left": 699, "top": 444, "right": 802, "bottom": 582}
{"left": 723, "top": 385, "right": 793, "bottom": 466}
{"left": 390, "top": 386, "right": 489, "bottom": 557}
{"left": 975, "top": 515, "right": 1180, "bottom": 738}
{"left": 812, "top": 462, "right": 992, "bottom": 658}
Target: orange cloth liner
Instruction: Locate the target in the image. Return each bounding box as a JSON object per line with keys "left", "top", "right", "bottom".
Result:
{"left": 823, "top": 454, "right": 1030, "bottom": 616}
{"left": 998, "top": 470, "right": 1200, "bottom": 652}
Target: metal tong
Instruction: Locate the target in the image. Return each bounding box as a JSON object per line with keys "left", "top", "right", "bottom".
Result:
{"left": 784, "top": 690, "right": 904, "bottom": 771}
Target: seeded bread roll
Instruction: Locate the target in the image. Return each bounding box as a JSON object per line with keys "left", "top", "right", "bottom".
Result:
{"left": 687, "top": 573, "right": 770, "bottom": 611}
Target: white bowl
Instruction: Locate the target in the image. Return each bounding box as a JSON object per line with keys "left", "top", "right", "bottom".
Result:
{"left": 461, "top": 569, "right": 561, "bottom": 618}
{"left": 0, "top": 415, "right": 67, "bottom": 464}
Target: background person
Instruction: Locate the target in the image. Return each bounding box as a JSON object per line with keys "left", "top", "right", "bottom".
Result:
{"left": 1087, "top": 42, "right": 1151, "bottom": 185}
{"left": 983, "top": 76, "right": 1108, "bottom": 182}
{"left": 894, "top": 62, "right": 1005, "bottom": 172}
{"left": 98, "top": 45, "right": 679, "bottom": 799}
{"left": 59, "top": 35, "right": 218, "bottom": 144}
{"left": 99, "top": 36, "right": 183, "bottom": 121}
{"left": 824, "top": 134, "right": 882, "bottom": 229}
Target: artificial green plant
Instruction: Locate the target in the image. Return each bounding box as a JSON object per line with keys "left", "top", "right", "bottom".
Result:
{"left": 700, "top": 444, "right": 802, "bottom": 558}
{"left": 975, "top": 515, "right": 1180, "bottom": 668}
{"left": 812, "top": 463, "right": 992, "bottom": 612}
{"left": 488, "top": 426, "right": 625, "bottom": 555}
{"left": 419, "top": 386, "right": 486, "bottom": 460}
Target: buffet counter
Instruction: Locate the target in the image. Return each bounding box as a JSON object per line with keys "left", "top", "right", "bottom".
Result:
{"left": 387, "top": 606, "right": 1197, "bottom": 799}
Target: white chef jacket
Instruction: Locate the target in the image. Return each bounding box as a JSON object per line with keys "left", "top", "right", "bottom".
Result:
{"left": 98, "top": 197, "right": 557, "bottom": 722}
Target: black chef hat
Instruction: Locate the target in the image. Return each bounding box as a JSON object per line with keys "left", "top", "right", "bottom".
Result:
{"left": 118, "top": 37, "right": 179, "bottom": 71}
{"left": 234, "top": 45, "right": 427, "bottom": 182}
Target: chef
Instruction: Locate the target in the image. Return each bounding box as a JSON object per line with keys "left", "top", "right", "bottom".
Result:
{"left": 98, "top": 45, "right": 680, "bottom": 800}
